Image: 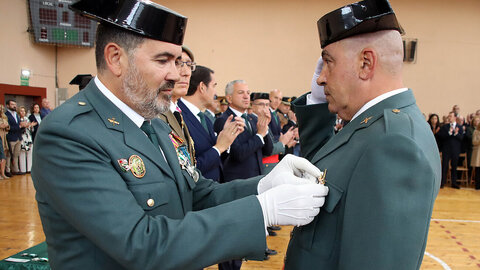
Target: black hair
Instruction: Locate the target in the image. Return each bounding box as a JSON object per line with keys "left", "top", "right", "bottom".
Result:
{"left": 187, "top": 65, "right": 214, "bottom": 96}
{"left": 95, "top": 24, "right": 145, "bottom": 70}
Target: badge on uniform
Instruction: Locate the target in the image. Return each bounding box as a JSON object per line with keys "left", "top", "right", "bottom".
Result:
{"left": 317, "top": 169, "right": 327, "bottom": 185}
{"left": 118, "top": 155, "right": 145, "bottom": 178}
{"left": 117, "top": 158, "right": 130, "bottom": 172}
{"left": 169, "top": 132, "right": 199, "bottom": 182}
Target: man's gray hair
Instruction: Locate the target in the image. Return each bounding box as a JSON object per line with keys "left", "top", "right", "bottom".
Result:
{"left": 225, "top": 80, "right": 247, "bottom": 96}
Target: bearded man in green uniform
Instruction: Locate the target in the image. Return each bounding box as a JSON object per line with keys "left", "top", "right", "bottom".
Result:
{"left": 285, "top": 0, "right": 441, "bottom": 269}
{"left": 31, "top": 1, "right": 329, "bottom": 269}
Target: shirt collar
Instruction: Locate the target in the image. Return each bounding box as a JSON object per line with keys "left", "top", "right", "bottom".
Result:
{"left": 229, "top": 106, "right": 245, "bottom": 117}
{"left": 351, "top": 88, "right": 408, "bottom": 121}
{"left": 180, "top": 98, "right": 202, "bottom": 117}
{"left": 169, "top": 101, "right": 177, "bottom": 113}
{"left": 94, "top": 76, "right": 145, "bottom": 128}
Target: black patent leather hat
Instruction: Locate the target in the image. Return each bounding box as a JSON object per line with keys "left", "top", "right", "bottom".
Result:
{"left": 250, "top": 92, "right": 270, "bottom": 101}
{"left": 317, "top": 0, "right": 404, "bottom": 48}
{"left": 70, "top": 0, "right": 187, "bottom": 45}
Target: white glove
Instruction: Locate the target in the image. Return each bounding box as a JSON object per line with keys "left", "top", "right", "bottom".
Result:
{"left": 308, "top": 56, "right": 327, "bottom": 104}
{"left": 257, "top": 154, "right": 321, "bottom": 194}
{"left": 257, "top": 184, "right": 328, "bottom": 228}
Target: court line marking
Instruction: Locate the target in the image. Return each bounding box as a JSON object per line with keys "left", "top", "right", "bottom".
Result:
{"left": 425, "top": 251, "right": 451, "bottom": 270}
{"left": 432, "top": 219, "right": 480, "bottom": 223}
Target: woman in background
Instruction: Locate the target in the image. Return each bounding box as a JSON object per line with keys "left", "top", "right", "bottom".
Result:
{"left": 0, "top": 105, "right": 10, "bottom": 179}
{"left": 428, "top": 113, "right": 441, "bottom": 149}
{"left": 28, "top": 103, "right": 42, "bottom": 142}
{"left": 18, "top": 106, "right": 35, "bottom": 173}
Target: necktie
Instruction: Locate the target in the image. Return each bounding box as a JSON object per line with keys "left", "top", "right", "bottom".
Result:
{"left": 173, "top": 111, "right": 183, "bottom": 127}
{"left": 242, "top": 113, "right": 252, "bottom": 133}
{"left": 140, "top": 121, "right": 160, "bottom": 149}
{"left": 197, "top": 112, "right": 209, "bottom": 133}
{"left": 271, "top": 111, "right": 279, "bottom": 126}
{"left": 205, "top": 110, "right": 216, "bottom": 124}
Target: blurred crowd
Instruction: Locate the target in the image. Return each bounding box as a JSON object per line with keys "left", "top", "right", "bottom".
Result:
{"left": 0, "top": 98, "right": 52, "bottom": 179}
{"left": 426, "top": 105, "right": 480, "bottom": 189}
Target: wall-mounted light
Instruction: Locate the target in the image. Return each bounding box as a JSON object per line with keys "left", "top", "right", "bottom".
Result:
{"left": 20, "top": 69, "right": 31, "bottom": 86}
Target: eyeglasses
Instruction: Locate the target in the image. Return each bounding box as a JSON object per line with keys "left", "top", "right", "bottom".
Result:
{"left": 179, "top": 61, "right": 196, "bottom": 71}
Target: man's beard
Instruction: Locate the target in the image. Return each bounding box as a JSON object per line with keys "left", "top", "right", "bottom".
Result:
{"left": 122, "top": 61, "right": 174, "bottom": 120}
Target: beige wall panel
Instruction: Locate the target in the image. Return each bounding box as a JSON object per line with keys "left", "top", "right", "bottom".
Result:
{"left": 0, "top": 0, "right": 56, "bottom": 102}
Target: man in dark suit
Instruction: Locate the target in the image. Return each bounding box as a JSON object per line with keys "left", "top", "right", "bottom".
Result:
{"left": 213, "top": 81, "right": 274, "bottom": 270}
{"left": 284, "top": 0, "right": 441, "bottom": 269}
{"left": 214, "top": 80, "right": 273, "bottom": 181}
{"left": 5, "top": 100, "right": 24, "bottom": 175}
{"left": 438, "top": 111, "right": 464, "bottom": 188}
{"left": 31, "top": 1, "right": 328, "bottom": 269}
{"left": 179, "top": 65, "right": 244, "bottom": 182}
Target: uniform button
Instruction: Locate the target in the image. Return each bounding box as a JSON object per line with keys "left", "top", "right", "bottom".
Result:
{"left": 78, "top": 101, "right": 86, "bottom": 106}
{"left": 147, "top": 199, "right": 155, "bottom": 207}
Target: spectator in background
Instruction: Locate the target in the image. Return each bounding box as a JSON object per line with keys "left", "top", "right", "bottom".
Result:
{"left": 452, "top": 104, "right": 460, "bottom": 117}
{"left": 438, "top": 111, "right": 464, "bottom": 188}
{"left": 179, "top": 66, "right": 244, "bottom": 182}
{"left": 18, "top": 106, "right": 34, "bottom": 174}
{"left": 214, "top": 80, "right": 273, "bottom": 182}
{"left": 40, "top": 98, "right": 52, "bottom": 118}
{"left": 471, "top": 116, "right": 480, "bottom": 189}
{"left": 28, "top": 103, "right": 42, "bottom": 142}
{"left": 5, "top": 100, "right": 24, "bottom": 176}
{"left": 476, "top": 109, "right": 480, "bottom": 117}
{"left": 467, "top": 116, "right": 480, "bottom": 181}
{"left": 0, "top": 105, "right": 9, "bottom": 179}
{"left": 428, "top": 113, "right": 441, "bottom": 149}
{"left": 219, "top": 98, "right": 229, "bottom": 113}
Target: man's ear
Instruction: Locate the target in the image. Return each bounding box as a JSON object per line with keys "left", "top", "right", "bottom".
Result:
{"left": 104, "top": 42, "right": 127, "bottom": 77}
{"left": 226, "top": 94, "right": 233, "bottom": 104}
{"left": 359, "top": 48, "right": 376, "bottom": 80}
{"left": 199, "top": 82, "right": 206, "bottom": 93}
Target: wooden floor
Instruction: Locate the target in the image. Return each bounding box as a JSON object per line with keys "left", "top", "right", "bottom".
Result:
{"left": 1, "top": 174, "right": 480, "bottom": 269}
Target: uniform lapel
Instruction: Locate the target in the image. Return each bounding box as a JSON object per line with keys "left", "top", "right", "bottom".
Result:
{"left": 83, "top": 83, "right": 175, "bottom": 179}
{"left": 310, "top": 90, "right": 417, "bottom": 165}
{"left": 152, "top": 118, "right": 192, "bottom": 214}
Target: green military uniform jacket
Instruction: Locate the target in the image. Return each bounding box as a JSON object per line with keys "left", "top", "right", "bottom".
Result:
{"left": 285, "top": 90, "right": 441, "bottom": 269}
{"left": 32, "top": 81, "right": 266, "bottom": 270}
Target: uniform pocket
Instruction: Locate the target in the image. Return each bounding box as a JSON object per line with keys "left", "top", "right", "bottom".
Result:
{"left": 129, "top": 183, "right": 170, "bottom": 210}
{"left": 296, "top": 181, "right": 343, "bottom": 259}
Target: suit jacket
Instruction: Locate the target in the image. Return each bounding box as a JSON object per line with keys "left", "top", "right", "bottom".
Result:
{"left": 178, "top": 100, "right": 223, "bottom": 182}
{"left": 214, "top": 108, "right": 273, "bottom": 181}
{"left": 28, "top": 114, "right": 41, "bottom": 142}
{"left": 5, "top": 110, "right": 22, "bottom": 142}
{"left": 438, "top": 123, "right": 464, "bottom": 156}
{"left": 158, "top": 108, "right": 196, "bottom": 163}
{"left": 31, "top": 81, "right": 267, "bottom": 270}
{"left": 285, "top": 90, "right": 441, "bottom": 270}
{"left": 268, "top": 109, "right": 282, "bottom": 141}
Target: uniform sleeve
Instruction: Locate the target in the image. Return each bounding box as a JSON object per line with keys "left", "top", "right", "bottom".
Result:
{"left": 32, "top": 120, "right": 266, "bottom": 270}
{"left": 293, "top": 95, "right": 336, "bottom": 161}
{"left": 338, "top": 134, "right": 437, "bottom": 269}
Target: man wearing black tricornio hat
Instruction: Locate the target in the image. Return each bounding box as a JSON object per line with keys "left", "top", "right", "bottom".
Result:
{"left": 30, "top": 1, "right": 329, "bottom": 269}
{"left": 285, "top": 0, "right": 441, "bottom": 269}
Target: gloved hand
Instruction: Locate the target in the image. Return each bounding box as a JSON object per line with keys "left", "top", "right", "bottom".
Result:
{"left": 256, "top": 184, "right": 329, "bottom": 227}
{"left": 309, "top": 56, "right": 327, "bottom": 104}
{"left": 257, "top": 154, "right": 321, "bottom": 194}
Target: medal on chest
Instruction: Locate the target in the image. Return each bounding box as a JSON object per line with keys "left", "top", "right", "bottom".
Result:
{"left": 169, "top": 132, "right": 199, "bottom": 182}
